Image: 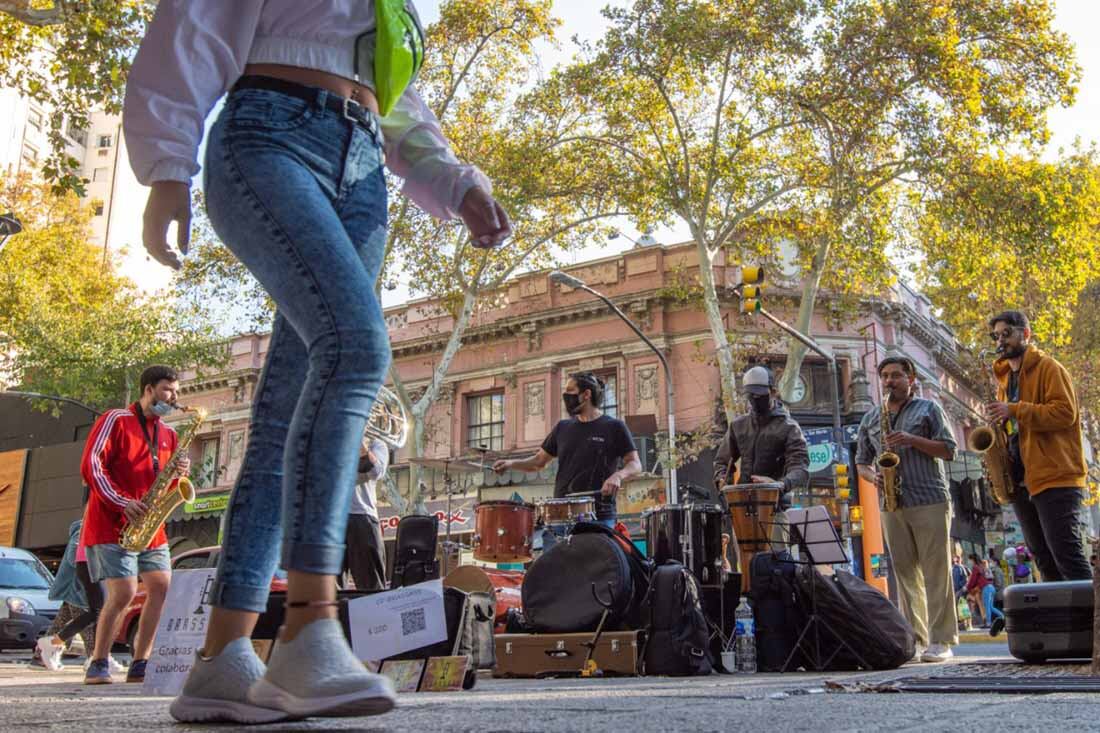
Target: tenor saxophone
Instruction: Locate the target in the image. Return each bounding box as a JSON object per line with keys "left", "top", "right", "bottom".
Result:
{"left": 120, "top": 405, "right": 207, "bottom": 552}
{"left": 966, "top": 349, "right": 1016, "bottom": 505}
{"left": 877, "top": 390, "right": 902, "bottom": 512}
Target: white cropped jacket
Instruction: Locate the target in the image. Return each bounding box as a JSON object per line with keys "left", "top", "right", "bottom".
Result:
{"left": 123, "top": 0, "right": 489, "bottom": 219}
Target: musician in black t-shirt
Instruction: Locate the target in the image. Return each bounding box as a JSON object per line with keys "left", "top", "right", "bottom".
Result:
{"left": 492, "top": 372, "right": 641, "bottom": 526}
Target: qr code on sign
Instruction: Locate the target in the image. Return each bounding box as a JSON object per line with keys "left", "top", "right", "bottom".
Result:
{"left": 401, "top": 607, "right": 426, "bottom": 636}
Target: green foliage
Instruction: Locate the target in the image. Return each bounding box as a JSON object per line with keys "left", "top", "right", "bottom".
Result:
{"left": 0, "top": 1, "right": 156, "bottom": 195}
{"left": 0, "top": 172, "right": 227, "bottom": 410}
{"left": 915, "top": 150, "right": 1100, "bottom": 348}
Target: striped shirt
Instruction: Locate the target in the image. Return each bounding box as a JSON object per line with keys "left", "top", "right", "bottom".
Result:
{"left": 855, "top": 396, "right": 957, "bottom": 508}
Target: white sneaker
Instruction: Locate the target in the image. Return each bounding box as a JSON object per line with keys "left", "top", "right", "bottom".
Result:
{"left": 249, "top": 618, "right": 396, "bottom": 719}
{"left": 36, "top": 637, "right": 64, "bottom": 671}
{"left": 921, "top": 643, "right": 954, "bottom": 663}
{"left": 909, "top": 644, "right": 927, "bottom": 663}
{"left": 170, "top": 637, "right": 287, "bottom": 724}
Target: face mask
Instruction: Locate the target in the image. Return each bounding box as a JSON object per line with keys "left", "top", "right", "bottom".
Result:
{"left": 150, "top": 399, "right": 174, "bottom": 417}
{"left": 748, "top": 394, "right": 772, "bottom": 416}
{"left": 562, "top": 392, "right": 583, "bottom": 415}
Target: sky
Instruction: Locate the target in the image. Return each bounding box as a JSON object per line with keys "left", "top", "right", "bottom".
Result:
{"left": 122, "top": 0, "right": 1100, "bottom": 304}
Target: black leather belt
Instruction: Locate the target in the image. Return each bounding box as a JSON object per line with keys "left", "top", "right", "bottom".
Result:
{"left": 231, "top": 75, "right": 377, "bottom": 129}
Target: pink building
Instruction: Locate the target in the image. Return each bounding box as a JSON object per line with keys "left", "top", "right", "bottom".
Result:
{"left": 170, "top": 241, "right": 1000, "bottom": 572}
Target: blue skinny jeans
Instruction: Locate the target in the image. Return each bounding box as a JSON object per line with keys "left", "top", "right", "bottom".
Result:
{"left": 203, "top": 83, "right": 391, "bottom": 612}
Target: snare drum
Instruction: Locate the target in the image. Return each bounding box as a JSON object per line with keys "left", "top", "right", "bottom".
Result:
{"left": 444, "top": 565, "right": 524, "bottom": 633}
{"left": 642, "top": 504, "right": 725, "bottom": 586}
{"left": 537, "top": 497, "right": 596, "bottom": 526}
{"left": 473, "top": 500, "right": 535, "bottom": 564}
{"left": 721, "top": 483, "right": 782, "bottom": 592}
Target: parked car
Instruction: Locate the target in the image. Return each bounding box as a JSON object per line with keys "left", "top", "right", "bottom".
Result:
{"left": 116, "top": 546, "right": 287, "bottom": 649}
{"left": 0, "top": 547, "right": 60, "bottom": 650}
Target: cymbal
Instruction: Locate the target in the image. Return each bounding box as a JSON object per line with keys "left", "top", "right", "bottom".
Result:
{"left": 408, "top": 456, "right": 483, "bottom": 473}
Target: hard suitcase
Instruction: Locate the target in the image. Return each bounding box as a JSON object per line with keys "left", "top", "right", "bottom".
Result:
{"left": 493, "top": 631, "right": 645, "bottom": 678}
{"left": 1005, "top": 580, "right": 1094, "bottom": 662}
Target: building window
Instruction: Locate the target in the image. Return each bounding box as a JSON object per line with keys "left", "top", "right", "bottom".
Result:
{"left": 97, "top": 134, "right": 112, "bottom": 148}
{"left": 93, "top": 203, "right": 104, "bottom": 216}
{"left": 66, "top": 122, "right": 87, "bottom": 147}
{"left": 21, "top": 144, "right": 38, "bottom": 166}
{"left": 196, "top": 437, "right": 220, "bottom": 489}
{"left": 27, "top": 109, "right": 44, "bottom": 132}
{"left": 595, "top": 370, "right": 619, "bottom": 419}
{"left": 467, "top": 392, "right": 504, "bottom": 451}
{"left": 92, "top": 167, "right": 109, "bottom": 182}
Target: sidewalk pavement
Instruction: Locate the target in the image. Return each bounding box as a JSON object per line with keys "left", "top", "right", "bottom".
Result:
{"left": 2, "top": 645, "right": 1099, "bottom": 732}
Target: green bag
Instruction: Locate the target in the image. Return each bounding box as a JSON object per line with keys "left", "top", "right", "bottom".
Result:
{"left": 364, "top": 0, "right": 425, "bottom": 117}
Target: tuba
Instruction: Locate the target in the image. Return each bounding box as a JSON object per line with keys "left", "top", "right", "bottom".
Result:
{"left": 120, "top": 405, "right": 206, "bottom": 552}
{"left": 966, "top": 350, "right": 1016, "bottom": 505}
{"left": 877, "top": 390, "right": 902, "bottom": 512}
{"left": 365, "top": 385, "right": 409, "bottom": 449}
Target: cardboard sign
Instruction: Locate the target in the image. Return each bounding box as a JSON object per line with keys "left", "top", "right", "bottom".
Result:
{"left": 143, "top": 568, "right": 217, "bottom": 696}
{"left": 348, "top": 579, "right": 447, "bottom": 663}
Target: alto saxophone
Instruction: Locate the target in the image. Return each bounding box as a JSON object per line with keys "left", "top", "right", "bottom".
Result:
{"left": 966, "top": 349, "right": 1016, "bottom": 505}
{"left": 877, "top": 390, "right": 902, "bottom": 512}
{"left": 120, "top": 405, "right": 207, "bottom": 552}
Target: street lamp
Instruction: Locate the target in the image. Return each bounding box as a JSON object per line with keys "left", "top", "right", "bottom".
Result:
{"left": 549, "top": 269, "right": 679, "bottom": 504}
{"left": 0, "top": 212, "right": 23, "bottom": 253}
{"left": 609, "top": 228, "right": 658, "bottom": 248}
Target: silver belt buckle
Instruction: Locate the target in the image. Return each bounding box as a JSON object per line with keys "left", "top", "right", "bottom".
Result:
{"left": 342, "top": 96, "right": 359, "bottom": 123}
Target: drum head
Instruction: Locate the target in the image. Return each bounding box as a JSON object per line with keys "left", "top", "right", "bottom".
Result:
{"left": 477, "top": 500, "right": 535, "bottom": 510}
{"left": 443, "top": 565, "right": 494, "bottom": 594}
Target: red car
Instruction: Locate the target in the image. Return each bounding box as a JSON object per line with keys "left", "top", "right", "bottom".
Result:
{"left": 115, "top": 546, "right": 287, "bottom": 650}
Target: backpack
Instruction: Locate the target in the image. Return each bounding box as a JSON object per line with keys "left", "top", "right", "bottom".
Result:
{"left": 749, "top": 551, "right": 807, "bottom": 672}
{"left": 641, "top": 562, "right": 713, "bottom": 676}
{"left": 391, "top": 514, "right": 440, "bottom": 588}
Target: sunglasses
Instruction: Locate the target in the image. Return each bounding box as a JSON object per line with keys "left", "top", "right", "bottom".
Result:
{"left": 989, "top": 327, "right": 1016, "bottom": 342}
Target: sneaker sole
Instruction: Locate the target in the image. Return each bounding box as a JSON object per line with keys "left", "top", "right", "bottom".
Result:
{"left": 249, "top": 678, "right": 396, "bottom": 718}
{"left": 170, "top": 694, "right": 291, "bottom": 724}
{"left": 84, "top": 677, "right": 114, "bottom": 685}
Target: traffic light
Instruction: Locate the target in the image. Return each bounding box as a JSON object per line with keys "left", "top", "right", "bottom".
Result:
{"left": 834, "top": 462, "right": 850, "bottom": 501}
{"left": 740, "top": 265, "right": 764, "bottom": 313}
{"left": 849, "top": 505, "right": 864, "bottom": 536}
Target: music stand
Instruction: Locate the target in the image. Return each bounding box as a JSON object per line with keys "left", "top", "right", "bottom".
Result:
{"left": 778, "top": 505, "right": 870, "bottom": 672}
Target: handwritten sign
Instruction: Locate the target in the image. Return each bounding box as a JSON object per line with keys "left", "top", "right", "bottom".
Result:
{"left": 143, "top": 568, "right": 216, "bottom": 696}
{"left": 347, "top": 579, "right": 447, "bottom": 663}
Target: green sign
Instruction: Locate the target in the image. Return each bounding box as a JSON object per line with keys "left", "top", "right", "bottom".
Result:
{"left": 184, "top": 493, "right": 230, "bottom": 514}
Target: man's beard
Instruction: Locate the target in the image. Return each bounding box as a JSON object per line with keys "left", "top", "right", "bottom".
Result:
{"left": 1000, "top": 343, "right": 1026, "bottom": 358}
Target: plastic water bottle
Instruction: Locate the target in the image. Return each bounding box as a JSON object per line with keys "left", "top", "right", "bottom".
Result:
{"left": 734, "top": 598, "right": 757, "bottom": 673}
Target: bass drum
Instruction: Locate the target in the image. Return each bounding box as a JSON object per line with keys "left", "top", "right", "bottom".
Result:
{"left": 643, "top": 503, "right": 725, "bottom": 587}
{"left": 522, "top": 532, "right": 634, "bottom": 633}
{"left": 443, "top": 565, "right": 524, "bottom": 634}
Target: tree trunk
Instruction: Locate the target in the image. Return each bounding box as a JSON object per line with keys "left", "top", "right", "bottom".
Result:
{"left": 693, "top": 236, "right": 737, "bottom": 424}
{"left": 776, "top": 231, "right": 830, "bottom": 402}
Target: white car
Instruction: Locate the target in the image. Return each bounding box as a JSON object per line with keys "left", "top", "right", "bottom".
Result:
{"left": 0, "top": 547, "right": 60, "bottom": 649}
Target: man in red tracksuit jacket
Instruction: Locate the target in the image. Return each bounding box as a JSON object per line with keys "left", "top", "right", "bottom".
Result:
{"left": 80, "top": 365, "right": 190, "bottom": 685}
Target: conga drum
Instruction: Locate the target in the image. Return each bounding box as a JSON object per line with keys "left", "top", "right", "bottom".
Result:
{"left": 444, "top": 565, "right": 525, "bottom": 633}
{"left": 721, "top": 482, "right": 783, "bottom": 593}
{"left": 473, "top": 500, "right": 534, "bottom": 563}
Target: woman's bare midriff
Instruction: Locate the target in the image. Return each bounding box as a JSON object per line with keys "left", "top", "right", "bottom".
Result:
{"left": 242, "top": 63, "right": 380, "bottom": 115}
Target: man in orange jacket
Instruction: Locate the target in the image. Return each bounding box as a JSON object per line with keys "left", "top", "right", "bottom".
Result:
{"left": 986, "top": 311, "right": 1090, "bottom": 582}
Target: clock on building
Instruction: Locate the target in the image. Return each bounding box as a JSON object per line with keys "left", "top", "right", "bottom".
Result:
{"left": 790, "top": 375, "right": 808, "bottom": 404}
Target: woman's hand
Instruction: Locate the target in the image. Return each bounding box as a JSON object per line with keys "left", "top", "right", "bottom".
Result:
{"left": 142, "top": 181, "right": 192, "bottom": 270}
{"left": 459, "top": 186, "right": 511, "bottom": 249}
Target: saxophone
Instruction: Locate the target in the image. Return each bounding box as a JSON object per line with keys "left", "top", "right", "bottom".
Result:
{"left": 877, "top": 390, "right": 902, "bottom": 512}
{"left": 120, "top": 405, "right": 207, "bottom": 552}
{"left": 966, "top": 349, "right": 1016, "bottom": 505}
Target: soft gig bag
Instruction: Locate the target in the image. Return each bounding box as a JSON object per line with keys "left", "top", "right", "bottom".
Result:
{"left": 391, "top": 514, "right": 439, "bottom": 588}
{"left": 1005, "top": 580, "right": 1094, "bottom": 662}
{"left": 794, "top": 566, "right": 914, "bottom": 671}
{"left": 522, "top": 531, "right": 635, "bottom": 633}
{"left": 641, "top": 562, "right": 713, "bottom": 676}
{"left": 750, "top": 551, "right": 806, "bottom": 672}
